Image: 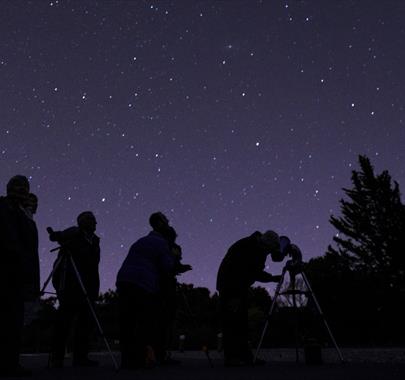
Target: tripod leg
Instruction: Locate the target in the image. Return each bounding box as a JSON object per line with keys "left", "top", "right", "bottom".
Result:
{"left": 39, "top": 255, "right": 64, "bottom": 297}
{"left": 301, "top": 272, "right": 344, "bottom": 362}
{"left": 254, "top": 270, "right": 286, "bottom": 363}
{"left": 68, "top": 256, "right": 120, "bottom": 371}
{"left": 291, "top": 274, "right": 299, "bottom": 363}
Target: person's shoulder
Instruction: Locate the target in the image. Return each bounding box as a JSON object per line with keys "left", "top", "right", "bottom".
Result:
{"left": 147, "top": 231, "right": 171, "bottom": 250}
{"left": 250, "top": 231, "right": 261, "bottom": 239}
{"left": 147, "top": 231, "right": 168, "bottom": 243}
{"left": 65, "top": 226, "right": 80, "bottom": 234}
{"left": 228, "top": 232, "right": 260, "bottom": 253}
{"left": 129, "top": 234, "right": 152, "bottom": 249}
{"left": 234, "top": 232, "right": 259, "bottom": 245}
{"left": 243, "top": 231, "right": 261, "bottom": 245}
{"left": 60, "top": 226, "right": 81, "bottom": 241}
{"left": 129, "top": 232, "right": 169, "bottom": 251}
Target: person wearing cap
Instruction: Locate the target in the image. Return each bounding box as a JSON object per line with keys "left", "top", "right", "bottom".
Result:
{"left": 0, "top": 175, "right": 35, "bottom": 377}
{"left": 216, "top": 230, "right": 283, "bottom": 367}
{"left": 48, "top": 211, "right": 100, "bottom": 368}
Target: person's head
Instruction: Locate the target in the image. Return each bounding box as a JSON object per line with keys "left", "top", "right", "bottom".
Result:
{"left": 24, "top": 193, "right": 38, "bottom": 215}
{"left": 77, "top": 211, "right": 97, "bottom": 233}
{"left": 149, "top": 211, "right": 169, "bottom": 232}
{"left": 6, "top": 175, "right": 30, "bottom": 204}
{"left": 259, "top": 230, "right": 283, "bottom": 262}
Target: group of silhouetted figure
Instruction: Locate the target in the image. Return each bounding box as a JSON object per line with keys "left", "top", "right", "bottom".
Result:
{"left": 0, "top": 175, "right": 290, "bottom": 377}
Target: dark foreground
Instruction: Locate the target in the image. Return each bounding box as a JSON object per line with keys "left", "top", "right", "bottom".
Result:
{"left": 17, "top": 349, "right": 405, "bottom": 380}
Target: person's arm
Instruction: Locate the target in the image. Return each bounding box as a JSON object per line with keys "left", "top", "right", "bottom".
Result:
{"left": 176, "top": 262, "right": 192, "bottom": 274}
{"left": 48, "top": 226, "right": 78, "bottom": 243}
{"left": 251, "top": 249, "right": 281, "bottom": 283}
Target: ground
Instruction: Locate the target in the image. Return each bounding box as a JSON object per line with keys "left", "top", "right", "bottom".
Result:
{"left": 17, "top": 348, "right": 405, "bottom": 380}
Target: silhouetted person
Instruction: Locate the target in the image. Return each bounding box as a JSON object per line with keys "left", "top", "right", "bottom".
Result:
{"left": 216, "top": 230, "right": 283, "bottom": 367}
{"left": 149, "top": 214, "right": 192, "bottom": 365}
{"left": 21, "top": 193, "right": 41, "bottom": 326}
{"left": 48, "top": 211, "right": 100, "bottom": 368}
{"left": 116, "top": 214, "right": 176, "bottom": 369}
{"left": 0, "top": 175, "right": 36, "bottom": 377}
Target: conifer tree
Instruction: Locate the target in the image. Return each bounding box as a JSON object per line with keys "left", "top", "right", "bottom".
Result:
{"left": 328, "top": 155, "right": 405, "bottom": 287}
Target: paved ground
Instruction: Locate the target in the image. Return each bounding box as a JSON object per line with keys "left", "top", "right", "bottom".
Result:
{"left": 15, "top": 349, "right": 405, "bottom": 380}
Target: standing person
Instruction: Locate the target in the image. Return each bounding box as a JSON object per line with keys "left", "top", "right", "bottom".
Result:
{"left": 216, "top": 230, "right": 283, "bottom": 367}
{"left": 48, "top": 211, "right": 100, "bottom": 368}
{"left": 0, "top": 175, "right": 34, "bottom": 377}
{"left": 116, "top": 215, "right": 175, "bottom": 370}
{"left": 21, "top": 193, "right": 41, "bottom": 321}
{"left": 151, "top": 221, "right": 192, "bottom": 365}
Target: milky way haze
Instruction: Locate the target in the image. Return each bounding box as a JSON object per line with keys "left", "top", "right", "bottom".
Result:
{"left": 1, "top": 0, "right": 404, "bottom": 293}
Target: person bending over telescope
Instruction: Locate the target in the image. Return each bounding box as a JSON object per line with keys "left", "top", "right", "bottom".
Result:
{"left": 47, "top": 211, "right": 100, "bottom": 368}
{"left": 216, "top": 230, "right": 284, "bottom": 367}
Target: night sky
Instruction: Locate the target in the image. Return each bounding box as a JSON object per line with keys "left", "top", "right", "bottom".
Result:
{"left": 1, "top": 0, "right": 404, "bottom": 294}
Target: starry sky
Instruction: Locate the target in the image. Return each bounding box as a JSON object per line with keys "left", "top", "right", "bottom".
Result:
{"left": 1, "top": 0, "right": 404, "bottom": 294}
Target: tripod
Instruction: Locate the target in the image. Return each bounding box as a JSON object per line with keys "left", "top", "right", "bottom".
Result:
{"left": 40, "top": 246, "right": 119, "bottom": 371}
{"left": 254, "top": 261, "right": 344, "bottom": 363}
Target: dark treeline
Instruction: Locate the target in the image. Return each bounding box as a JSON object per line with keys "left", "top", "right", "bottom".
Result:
{"left": 22, "top": 274, "right": 404, "bottom": 353}
{"left": 21, "top": 155, "right": 405, "bottom": 351}
{"left": 21, "top": 277, "right": 405, "bottom": 353}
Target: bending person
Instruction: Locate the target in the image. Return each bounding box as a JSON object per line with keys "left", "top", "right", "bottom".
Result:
{"left": 216, "top": 230, "right": 283, "bottom": 367}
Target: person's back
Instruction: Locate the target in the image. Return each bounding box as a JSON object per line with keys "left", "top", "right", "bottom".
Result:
{"left": 117, "top": 231, "right": 174, "bottom": 294}
{"left": 217, "top": 232, "right": 266, "bottom": 293}
{"left": 116, "top": 228, "right": 175, "bottom": 369}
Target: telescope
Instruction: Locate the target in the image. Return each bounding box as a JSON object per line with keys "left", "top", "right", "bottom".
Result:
{"left": 278, "top": 236, "right": 303, "bottom": 269}
{"left": 46, "top": 226, "right": 74, "bottom": 251}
